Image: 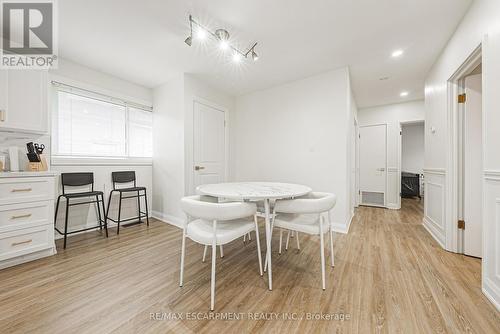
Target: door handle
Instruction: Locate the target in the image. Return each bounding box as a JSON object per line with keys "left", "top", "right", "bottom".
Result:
{"left": 0, "top": 110, "right": 5, "bottom": 122}
{"left": 376, "top": 168, "right": 386, "bottom": 172}
{"left": 11, "top": 188, "right": 32, "bottom": 192}
{"left": 11, "top": 239, "right": 32, "bottom": 247}
{"left": 194, "top": 166, "right": 205, "bottom": 171}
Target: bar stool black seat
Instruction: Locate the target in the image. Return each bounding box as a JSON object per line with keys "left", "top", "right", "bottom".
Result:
{"left": 106, "top": 171, "right": 149, "bottom": 234}
{"left": 54, "top": 172, "right": 108, "bottom": 249}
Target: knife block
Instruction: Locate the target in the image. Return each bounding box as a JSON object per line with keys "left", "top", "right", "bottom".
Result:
{"left": 28, "top": 154, "right": 48, "bottom": 172}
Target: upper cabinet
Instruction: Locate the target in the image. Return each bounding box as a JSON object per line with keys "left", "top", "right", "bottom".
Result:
{"left": 0, "top": 69, "right": 48, "bottom": 134}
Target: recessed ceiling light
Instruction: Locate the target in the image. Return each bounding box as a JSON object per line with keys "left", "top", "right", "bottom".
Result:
{"left": 392, "top": 49, "right": 404, "bottom": 58}
{"left": 400, "top": 91, "right": 409, "bottom": 97}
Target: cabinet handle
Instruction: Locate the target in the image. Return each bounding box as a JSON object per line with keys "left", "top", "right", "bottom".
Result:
{"left": 11, "top": 188, "right": 32, "bottom": 193}
{"left": 11, "top": 239, "right": 32, "bottom": 246}
{"left": 0, "top": 110, "right": 4, "bottom": 122}
{"left": 11, "top": 213, "right": 32, "bottom": 219}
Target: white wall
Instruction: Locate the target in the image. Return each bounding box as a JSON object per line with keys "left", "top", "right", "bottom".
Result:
{"left": 48, "top": 58, "right": 153, "bottom": 232}
{"left": 424, "top": 0, "right": 500, "bottom": 310}
{"left": 402, "top": 123, "right": 425, "bottom": 174}
{"left": 358, "top": 100, "right": 425, "bottom": 209}
{"left": 152, "top": 74, "right": 234, "bottom": 226}
{"left": 50, "top": 59, "right": 152, "bottom": 105}
{"left": 151, "top": 74, "right": 185, "bottom": 226}
{"left": 232, "top": 68, "right": 354, "bottom": 233}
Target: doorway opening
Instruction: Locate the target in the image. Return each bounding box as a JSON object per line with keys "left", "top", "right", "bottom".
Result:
{"left": 400, "top": 121, "right": 425, "bottom": 214}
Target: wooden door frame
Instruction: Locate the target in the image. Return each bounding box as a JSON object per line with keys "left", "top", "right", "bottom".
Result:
{"left": 359, "top": 123, "right": 388, "bottom": 208}
{"left": 187, "top": 97, "right": 229, "bottom": 195}
{"left": 446, "top": 44, "right": 482, "bottom": 253}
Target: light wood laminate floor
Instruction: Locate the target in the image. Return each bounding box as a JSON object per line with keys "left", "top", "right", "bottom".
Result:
{"left": 0, "top": 198, "right": 499, "bottom": 333}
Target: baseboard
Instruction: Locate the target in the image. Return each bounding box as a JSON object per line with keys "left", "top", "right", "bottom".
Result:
{"left": 152, "top": 211, "right": 183, "bottom": 229}
{"left": 0, "top": 247, "right": 56, "bottom": 270}
{"left": 386, "top": 203, "right": 400, "bottom": 210}
{"left": 422, "top": 216, "right": 445, "bottom": 249}
{"left": 483, "top": 278, "right": 500, "bottom": 311}
{"left": 331, "top": 214, "right": 353, "bottom": 234}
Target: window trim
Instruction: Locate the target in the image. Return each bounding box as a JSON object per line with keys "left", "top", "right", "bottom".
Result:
{"left": 51, "top": 82, "right": 153, "bottom": 164}
{"left": 51, "top": 155, "right": 152, "bottom": 167}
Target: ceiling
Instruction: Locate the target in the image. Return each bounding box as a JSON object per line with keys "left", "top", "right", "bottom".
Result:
{"left": 57, "top": 0, "right": 472, "bottom": 108}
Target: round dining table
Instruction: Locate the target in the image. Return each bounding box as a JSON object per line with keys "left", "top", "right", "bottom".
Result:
{"left": 196, "top": 182, "right": 312, "bottom": 290}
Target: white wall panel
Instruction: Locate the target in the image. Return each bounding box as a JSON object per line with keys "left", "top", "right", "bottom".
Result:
{"left": 483, "top": 174, "right": 500, "bottom": 310}
{"left": 423, "top": 173, "right": 446, "bottom": 247}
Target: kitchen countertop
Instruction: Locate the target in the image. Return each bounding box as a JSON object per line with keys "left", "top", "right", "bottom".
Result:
{"left": 0, "top": 171, "right": 58, "bottom": 178}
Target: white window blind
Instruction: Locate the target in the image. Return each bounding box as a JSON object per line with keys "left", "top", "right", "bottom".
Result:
{"left": 52, "top": 84, "right": 152, "bottom": 160}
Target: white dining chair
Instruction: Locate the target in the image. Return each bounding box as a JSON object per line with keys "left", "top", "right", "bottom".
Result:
{"left": 266, "top": 192, "right": 337, "bottom": 290}
{"left": 179, "top": 195, "right": 263, "bottom": 311}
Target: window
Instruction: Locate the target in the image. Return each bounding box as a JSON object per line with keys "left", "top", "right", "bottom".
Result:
{"left": 52, "top": 86, "right": 153, "bottom": 160}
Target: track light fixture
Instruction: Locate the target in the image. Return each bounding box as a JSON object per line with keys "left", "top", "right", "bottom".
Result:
{"left": 184, "top": 15, "right": 260, "bottom": 63}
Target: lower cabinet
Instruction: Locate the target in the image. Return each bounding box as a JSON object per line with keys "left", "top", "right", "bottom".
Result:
{"left": 0, "top": 173, "right": 57, "bottom": 269}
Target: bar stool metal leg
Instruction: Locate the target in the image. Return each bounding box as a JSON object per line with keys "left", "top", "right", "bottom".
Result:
{"left": 105, "top": 191, "right": 113, "bottom": 232}
{"left": 117, "top": 192, "right": 123, "bottom": 235}
{"left": 54, "top": 196, "right": 61, "bottom": 224}
{"left": 136, "top": 190, "right": 141, "bottom": 224}
{"left": 144, "top": 190, "right": 150, "bottom": 226}
{"left": 63, "top": 198, "right": 69, "bottom": 249}
{"left": 96, "top": 194, "right": 103, "bottom": 230}
{"left": 101, "top": 194, "right": 109, "bottom": 238}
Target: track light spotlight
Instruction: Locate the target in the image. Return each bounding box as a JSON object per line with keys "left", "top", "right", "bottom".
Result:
{"left": 251, "top": 50, "right": 259, "bottom": 61}
{"left": 215, "top": 29, "right": 230, "bottom": 41}
{"left": 196, "top": 27, "right": 207, "bottom": 40}
{"left": 219, "top": 40, "right": 229, "bottom": 51}
{"left": 232, "top": 52, "right": 242, "bottom": 63}
{"left": 185, "top": 15, "right": 260, "bottom": 63}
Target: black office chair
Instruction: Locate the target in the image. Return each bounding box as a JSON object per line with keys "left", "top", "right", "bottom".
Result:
{"left": 105, "top": 171, "right": 149, "bottom": 234}
{"left": 54, "top": 172, "right": 108, "bottom": 249}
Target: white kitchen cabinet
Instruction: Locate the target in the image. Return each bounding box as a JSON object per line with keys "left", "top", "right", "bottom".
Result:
{"left": 0, "top": 172, "right": 57, "bottom": 269}
{"left": 0, "top": 69, "right": 48, "bottom": 134}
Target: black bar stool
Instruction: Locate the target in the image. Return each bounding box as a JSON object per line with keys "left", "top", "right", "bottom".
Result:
{"left": 54, "top": 172, "right": 108, "bottom": 249}
{"left": 105, "top": 171, "right": 149, "bottom": 234}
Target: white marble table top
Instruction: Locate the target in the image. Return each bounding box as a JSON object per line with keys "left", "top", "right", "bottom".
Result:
{"left": 196, "top": 182, "right": 311, "bottom": 201}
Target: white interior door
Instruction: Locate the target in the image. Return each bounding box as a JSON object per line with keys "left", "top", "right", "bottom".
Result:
{"left": 360, "top": 124, "right": 387, "bottom": 206}
{"left": 464, "top": 73, "right": 482, "bottom": 258}
{"left": 193, "top": 101, "right": 226, "bottom": 191}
